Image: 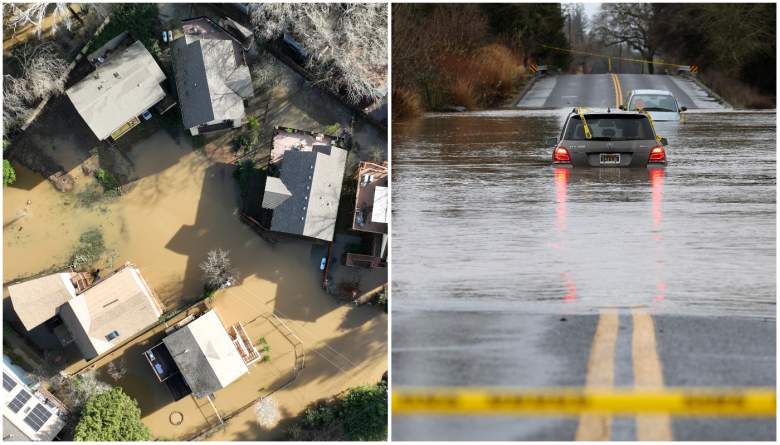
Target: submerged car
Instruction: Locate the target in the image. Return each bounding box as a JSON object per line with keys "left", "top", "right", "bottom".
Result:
{"left": 549, "top": 109, "right": 668, "bottom": 168}
{"left": 622, "top": 89, "right": 686, "bottom": 121}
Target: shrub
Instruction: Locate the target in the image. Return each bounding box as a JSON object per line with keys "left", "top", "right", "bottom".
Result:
{"left": 3, "top": 159, "right": 16, "bottom": 185}
{"left": 391, "top": 88, "right": 423, "bottom": 121}
{"left": 69, "top": 228, "right": 106, "bottom": 269}
{"left": 94, "top": 168, "right": 119, "bottom": 192}
{"left": 247, "top": 116, "right": 260, "bottom": 131}
{"left": 73, "top": 388, "right": 149, "bottom": 441}
{"left": 92, "top": 4, "right": 160, "bottom": 52}
{"left": 322, "top": 123, "right": 341, "bottom": 135}
{"left": 287, "top": 381, "right": 387, "bottom": 441}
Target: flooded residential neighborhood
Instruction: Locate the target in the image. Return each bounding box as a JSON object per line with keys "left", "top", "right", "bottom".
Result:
{"left": 3, "top": 2, "right": 387, "bottom": 441}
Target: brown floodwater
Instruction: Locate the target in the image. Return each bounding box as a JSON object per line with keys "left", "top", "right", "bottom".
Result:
{"left": 392, "top": 110, "right": 776, "bottom": 318}
{"left": 4, "top": 130, "right": 387, "bottom": 440}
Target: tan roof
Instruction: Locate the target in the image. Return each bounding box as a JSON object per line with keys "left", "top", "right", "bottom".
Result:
{"left": 66, "top": 40, "right": 166, "bottom": 140}
{"left": 8, "top": 274, "right": 76, "bottom": 331}
{"left": 59, "top": 266, "right": 162, "bottom": 360}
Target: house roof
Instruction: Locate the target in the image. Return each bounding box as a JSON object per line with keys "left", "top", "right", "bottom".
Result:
{"left": 162, "top": 310, "right": 248, "bottom": 398}
{"left": 372, "top": 186, "right": 388, "bottom": 224}
{"left": 171, "top": 17, "right": 254, "bottom": 129}
{"left": 59, "top": 266, "right": 162, "bottom": 360}
{"left": 2, "top": 363, "right": 66, "bottom": 441}
{"left": 66, "top": 40, "right": 166, "bottom": 140}
{"left": 8, "top": 273, "right": 77, "bottom": 331}
{"left": 267, "top": 145, "right": 348, "bottom": 241}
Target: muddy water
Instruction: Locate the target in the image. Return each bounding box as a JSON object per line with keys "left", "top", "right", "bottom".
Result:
{"left": 4, "top": 130, "right": 387, "bottom": 440}
{"left": 392, "top": 110, "right": 776, "bottom": 318}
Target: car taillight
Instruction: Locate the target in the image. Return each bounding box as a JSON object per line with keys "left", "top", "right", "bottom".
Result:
{"left": 649, "top": 145, "right": 666, "bottom": 163}
{"left": 553, "top": 146, "right": 571, "bottom": 163}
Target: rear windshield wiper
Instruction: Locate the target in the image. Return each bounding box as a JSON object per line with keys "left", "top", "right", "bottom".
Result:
{"left": 589, "top": 136, "right": 613, "bottom": 141}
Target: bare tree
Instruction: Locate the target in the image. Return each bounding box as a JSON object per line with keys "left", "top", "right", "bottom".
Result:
{"left": 3, "top": 3, "right": 72, "bottom": 37}
{"left": 593, "top": 3, "right": 657, "bottom": 73}
{"left": 249, "top": 3, "right": 387, "bottom": 105}
{"left": 3, "top": 41, "right": 68, "bottom": 136}
{"left": 200, "top": 249, "right": 239, "bottom": 290}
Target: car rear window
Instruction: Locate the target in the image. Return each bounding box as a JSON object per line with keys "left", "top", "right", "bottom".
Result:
{"left": 564, "top": 115, "right": 655, "bottom": 141}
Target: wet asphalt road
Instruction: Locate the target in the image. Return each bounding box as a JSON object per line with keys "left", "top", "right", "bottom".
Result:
{"left": 392, "top": 74, "right": 775, "bottom": 440}
{"left": 518, "top": 73, "right": 724, "bottom": 109}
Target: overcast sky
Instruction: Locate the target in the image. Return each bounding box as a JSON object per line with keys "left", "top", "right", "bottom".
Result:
{"left": 581, "top": 2, "right": 602, "bottom": 19}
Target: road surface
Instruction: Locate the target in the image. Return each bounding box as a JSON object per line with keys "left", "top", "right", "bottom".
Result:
{"left": 392, "top": 76, "right": 774, "bottom": 440}
{"left": 517, "top": 73, "right": 726, "bottom": 109}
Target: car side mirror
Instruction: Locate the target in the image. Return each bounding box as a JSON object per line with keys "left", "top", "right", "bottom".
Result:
{"left": 679, "top": 106, "right": 687, "bottom": 112}
{"left": 546, "top": 136, "right": 559, "bottom": 147}
{"left": 659, "top": 137, "right": 669, "bottom": 146}
{"left": 619, "top": 105, "right": 626, "bottom": 111}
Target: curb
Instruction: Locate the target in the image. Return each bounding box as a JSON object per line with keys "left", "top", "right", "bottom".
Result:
{"left": 511, "top": 75, "right": 538, "bottom": 107}
{"left": 687, "top": 74, "right": 734, "bottom": 109}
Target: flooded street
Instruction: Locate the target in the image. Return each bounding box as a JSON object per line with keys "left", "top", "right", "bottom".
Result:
{"left": 392, "top": 110, "right": 776, "bottom": 441}
{"left": 4, "top": 130, "right": 387, "bottom": 440}
{"left": 392, "top": 110, "right": 775, "bottom": 317}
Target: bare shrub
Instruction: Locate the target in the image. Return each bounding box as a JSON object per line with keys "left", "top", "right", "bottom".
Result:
{"left": 3, "top": 41, "right": 68, "bottom": 136}
{"left": 391, "top": 87, "right": 423, "bottom": 121}
{"left": 105, "top": 358, "right": 127, "bottom": 382}
{"left": 200, "top": 249, "right": 239, "bottom": 290}
{"left": 250, "top": 3, "right": 387, "bottom": 105}
{"left": 3, "top": 3, "right": 72, "bottom": 37}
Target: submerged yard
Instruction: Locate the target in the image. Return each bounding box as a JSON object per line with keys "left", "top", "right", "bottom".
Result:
{"left": 3, "top": 47, "right": 387, "bottom": 439}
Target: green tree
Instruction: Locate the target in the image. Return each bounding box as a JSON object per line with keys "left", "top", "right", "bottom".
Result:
{"left": 73, "top": 388, "right": 150, "bottom": 441}
{"left": 340, "top": 382, "right": 388, "bottom": 441}
{"left": 3, "top": 159, "right": 16, "bottom": 186}
{"left": 288, "top": 381, "right": 387, "bottom": 441}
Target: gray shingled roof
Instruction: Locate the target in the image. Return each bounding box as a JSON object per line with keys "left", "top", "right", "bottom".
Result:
{"left": 171, "top": 20, "right": 254, "bottom": 130}
{"left": 162, "top": 310, "right": 248, "bottom": 398}
{"left": 268, "top": 145, "right": 348, "bottom": 241}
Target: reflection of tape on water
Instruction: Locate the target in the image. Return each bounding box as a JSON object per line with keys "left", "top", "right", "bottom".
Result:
{"left": 393, "top": 388, "right": 776, "bottom": 416}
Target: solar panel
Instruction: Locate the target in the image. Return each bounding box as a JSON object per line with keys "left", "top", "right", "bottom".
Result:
{"left": 23, "top": 403, "right": 53, "bottom": 431}
{"left": 7, "top": 389, "right": 31, "bottom": 413}
{"left": 3, "top": 372, "right": 17, "bottom": 392}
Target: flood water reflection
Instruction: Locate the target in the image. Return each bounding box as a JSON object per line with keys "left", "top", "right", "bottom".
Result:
{"left": 392, "top": 110, "right": 776, "bottom": 318}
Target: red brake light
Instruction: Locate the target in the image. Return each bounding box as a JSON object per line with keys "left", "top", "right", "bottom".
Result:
{"left": 553, "top": 146, "right": 571, "bottom": 163}
{"left": 649, "top": 145, "right": 666, "bottom": 162}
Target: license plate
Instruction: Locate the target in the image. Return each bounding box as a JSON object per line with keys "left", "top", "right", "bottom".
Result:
{"left": 600, "top": 153, "right": 620, "bottom": 165}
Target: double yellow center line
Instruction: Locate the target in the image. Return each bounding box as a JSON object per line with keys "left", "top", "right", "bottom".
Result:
{"left": 576, "top": 309, "right": 671, "bottom": 440}
{"left": 611, "top": 73, "right": 624, "bottom": 108}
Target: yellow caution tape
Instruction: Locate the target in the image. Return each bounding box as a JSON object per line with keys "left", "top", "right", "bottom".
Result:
{"left": 393, "top": 388, "right": 776, "bottom": 417}
{"left": 576, "top": 107, "right": 592, "bottom": 139}
{"left": 640, "top": 109, "right": 664, "bottom": 143}
{"left": 541, "top": 44, "right": 689, "bottom": 69}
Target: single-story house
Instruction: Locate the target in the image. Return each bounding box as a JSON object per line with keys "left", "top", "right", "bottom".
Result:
{"left": 3, "top": 361, "right": 67, "bottom": 441}
{"left": 66, "top": 40, "right": 167, "bottom": 141}
{"left": 156, "top": 310, "right": 254, "bottom": 399}
{"left": 7, "top": 263, "right": 163, "bottom": 361}
{"left": 261, "top": 128, "right": 348, "bottom": 242}
{"left": 171, "top": 16, "right": 254, "bottom": 136}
